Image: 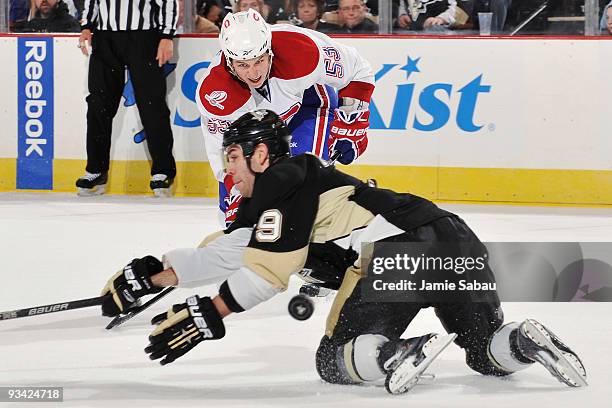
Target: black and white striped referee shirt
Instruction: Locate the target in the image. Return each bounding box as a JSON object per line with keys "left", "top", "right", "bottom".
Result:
{"left": 81, "top": 0, "right": 179, "bottom": 38}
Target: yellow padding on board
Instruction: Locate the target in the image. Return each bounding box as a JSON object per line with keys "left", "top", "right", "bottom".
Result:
{"left": 341, "top": 164, "right": 612, "bottom": 206}
{"left": 0, "top": 158, "right": 16, "bottom": 190}
{"left": 52, "top": 159, "right": 217, "bottom": 197}
{"left": 437, "top": 167, "right": 612, "bottom": 205}
{"left": 2, "top": 158, "right": 612, "bottom": 206}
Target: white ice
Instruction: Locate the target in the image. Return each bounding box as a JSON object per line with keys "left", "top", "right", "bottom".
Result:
{"left": 0, "top": 193, "right": 610, "bottom": 407}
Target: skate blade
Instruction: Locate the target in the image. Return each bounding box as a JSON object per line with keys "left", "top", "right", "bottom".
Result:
{"left": 77, "top": 185, "right": 106, "bottom": 196}
{"left": 385, "top": 333, "right": 457, "bottom": 395}
{"left": 523, "top": 319, "right": 588, "bottom": 387}
{"left": 152, "top": 188, "right": 172, "bottom": 198}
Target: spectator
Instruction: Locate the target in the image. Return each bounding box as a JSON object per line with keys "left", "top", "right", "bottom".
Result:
{"left": 200, "top": 1, "right": 224, "bottom": 28}
{"left": 195, "top": 16, "right": 221, "bottom": 33}
{"left": 26, "top": 0, "right": 80, "bottom": 19}
{"left": 75, "top": 0, "right": 178, "bottom": 197}
{"left": 291, "top": 0, "right": 338, "bottom": 32}
{"left": 17, "top": 0, "right": 80, "bottom": 32}
{"left": 265, "top": 0, "right": 293, "bottom": 23}
{"left": 601, "top": 1, "right": 612, "bottom": 34}
{"left": 395, "top": 0, "right": 461, "bottom": 31}
{"left": 468, "top": 0, "right": 511, "bottom": 33}
{"left": 235, "top": 0, "right": 269, "bottom": 19}
{"left": 332, "top": 0, "right": 378, "bottom": 33}
{"left": 176, "top": 0, "right": 219, "bottom": 33}
{"left": 490, "top": 0, "right": 511, "bottom": 32}
{"left": 9, "top": 0, "right": 30, "bottom": 31}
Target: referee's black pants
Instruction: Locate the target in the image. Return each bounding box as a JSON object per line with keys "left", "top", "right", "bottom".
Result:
{"left": 85, "top": 30, "right": 176, "bottom": 179}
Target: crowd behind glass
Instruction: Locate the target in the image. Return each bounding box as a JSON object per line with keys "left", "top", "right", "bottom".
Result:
{"left": 2, "top": 0, "right": 612, "bottom": 37}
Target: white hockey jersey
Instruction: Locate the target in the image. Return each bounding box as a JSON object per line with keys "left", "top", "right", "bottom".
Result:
{"left": 196, "top": 24, "right": 375, "bottom": 183}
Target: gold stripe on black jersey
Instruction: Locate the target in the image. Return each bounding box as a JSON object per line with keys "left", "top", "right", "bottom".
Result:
{"left": 244, "top": 246, "right": 309, "bottom": 289}
{"left": 326, "top": 266, "right": 362, "bottom": 337}
{"left": 312, "top": 186, "right": 375, "bottom": 244}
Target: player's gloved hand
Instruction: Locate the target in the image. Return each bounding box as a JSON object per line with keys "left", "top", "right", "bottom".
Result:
{"left": 328, "top": 100, "right": 370, "bottom": 165}
{"left": 100, "top": 256, "right": 164, "bottom": 317}
{"left": 222, "top": 174, "right": 243, "bottom": 227}
{"left": 145, "top": 295, "right": 226, "bottom": 365}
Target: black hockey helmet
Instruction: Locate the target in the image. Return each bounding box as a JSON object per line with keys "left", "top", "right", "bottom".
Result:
{"left": 222, "top": 109, "right": 291, "bottom": 165}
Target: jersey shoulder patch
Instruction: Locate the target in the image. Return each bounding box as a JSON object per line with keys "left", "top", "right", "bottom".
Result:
{"left": 270, "top": 30, "right": 320, "bottom": 81}
{"left": 198, "top": 55, "right": 251, "bottom": 117}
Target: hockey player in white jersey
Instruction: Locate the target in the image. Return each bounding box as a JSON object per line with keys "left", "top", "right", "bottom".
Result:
{"left": 100, "top": 110, "right": 587, "bottom": 394}
{"left": 196, "top": 8, "right": 374, "bottom": 226}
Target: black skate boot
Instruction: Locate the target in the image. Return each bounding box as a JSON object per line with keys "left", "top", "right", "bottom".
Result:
{"left": 150, "top": 174, "right": 173, "bottom": 197}
{"left": 76, "top": 172, "right": 108, "bottom": 196}
{"left": 516, "top": 319, "right": 587, "bottom": 387}
{"left": 379, "top": 333, "right": 457, "bottom": 395}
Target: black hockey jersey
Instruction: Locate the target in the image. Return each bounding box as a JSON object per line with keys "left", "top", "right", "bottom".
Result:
{"left": 209, "top": 153, "right": 454, "bottom": 309}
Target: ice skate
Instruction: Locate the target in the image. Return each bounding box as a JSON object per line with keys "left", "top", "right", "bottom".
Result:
{"left": 383, "top": 333, "right": 457, "bottom": 395}
{"left": 150, "top": 174, "right": 173, "bottom": 197}
{"left": 76, "top": 172, "right": 107, "bottom": 196}
{"left": 517, "top": 319, "right": 587, "bottom": 387}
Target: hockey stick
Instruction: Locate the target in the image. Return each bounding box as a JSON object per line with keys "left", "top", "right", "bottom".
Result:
{"left": 0, "top": 296, "right": 103, "bottom": 321}
{"left": 105, "top": 286, "right": 175, "bottom": 330}
{"left": 328, "top": 151, "right": 341, "bottom": 165}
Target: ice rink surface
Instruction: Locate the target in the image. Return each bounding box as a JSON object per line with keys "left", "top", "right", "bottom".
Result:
{"left": 1, "top": 193, "right": 611, "bottom": 407}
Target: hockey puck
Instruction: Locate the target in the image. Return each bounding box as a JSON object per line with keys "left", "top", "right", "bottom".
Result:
{"left": 288, "top": 295, "right": 314, "bottom": 321}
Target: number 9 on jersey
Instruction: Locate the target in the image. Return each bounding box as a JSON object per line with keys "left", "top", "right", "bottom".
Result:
{"left": 255, "top": 209, "right": 282, "bottom": 242}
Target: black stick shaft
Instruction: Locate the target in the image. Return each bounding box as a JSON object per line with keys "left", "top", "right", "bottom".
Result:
{"left": 0, "top": 296, "right": 103, "bottom": 321}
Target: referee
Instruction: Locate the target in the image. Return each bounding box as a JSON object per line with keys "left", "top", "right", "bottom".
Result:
{"left": 76, "top": 0, "right": 179, "bottom": 197}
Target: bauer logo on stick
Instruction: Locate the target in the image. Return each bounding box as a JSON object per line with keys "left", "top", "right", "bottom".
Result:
{"left": 27, "top": 303, "right": 69, "bottom": 316}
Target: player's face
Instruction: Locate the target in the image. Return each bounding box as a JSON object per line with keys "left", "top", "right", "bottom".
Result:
{"left": 225, "top": 146, "right": 257, "bottom": 197}
{"left": 607, "top": 8, "right": 612, "bottom": 34}
{"left": 298, "top": 0, "right": 318, "bottom": 25}
{"left": 232, "top": 53, "right": 271, "bottom": 88}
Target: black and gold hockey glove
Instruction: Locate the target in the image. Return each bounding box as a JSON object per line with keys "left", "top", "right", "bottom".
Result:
{"left": 100, "top": 256, "right": 164, "bottom": 317}
{"left": 145, "top": 295, "right": 225, "bottom": 365}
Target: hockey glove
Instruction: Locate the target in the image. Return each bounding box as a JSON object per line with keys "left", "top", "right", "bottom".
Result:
{"left": 222, "top": 174, "right": 243, "bottom": 227}
{"left": 328, "top": 102, "right": 370, "bottom": 165}
{"left": 100, "top": 256, "right": 164, "bottom": 317}
{"left": 145, "top": 295, "right": 226, "bottom": 365}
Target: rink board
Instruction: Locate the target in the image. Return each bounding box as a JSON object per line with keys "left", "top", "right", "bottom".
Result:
{"left": 0, "top": 34, "right": 611, "bottom": 204}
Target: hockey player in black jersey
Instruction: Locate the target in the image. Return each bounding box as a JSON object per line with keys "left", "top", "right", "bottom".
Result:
{"left": 100, "top": 109, "right": 587, "bottom": 394}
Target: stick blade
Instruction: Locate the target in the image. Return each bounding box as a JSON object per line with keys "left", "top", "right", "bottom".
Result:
{"left": 105, "top": 287, "right": 175, "bottom": 330}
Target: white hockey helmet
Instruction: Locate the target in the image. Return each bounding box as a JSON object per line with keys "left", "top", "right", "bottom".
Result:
{"left": 220, "top": 9, "right": 272, "bottom": 62}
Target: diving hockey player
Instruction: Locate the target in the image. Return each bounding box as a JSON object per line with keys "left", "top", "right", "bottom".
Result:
{"left": 196, "top": 8, "right": 374, "bottom": 226}
{"left": 100, "top": 110, "right": 587, "bottom": 394}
